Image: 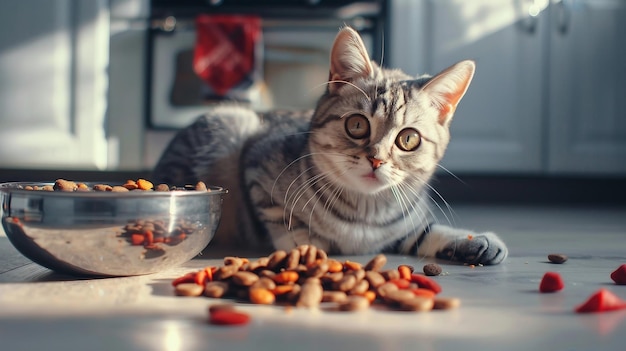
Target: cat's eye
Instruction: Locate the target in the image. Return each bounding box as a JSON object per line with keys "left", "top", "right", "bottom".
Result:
{"left": 395, "top": 128, "right": 421, "bottom": 151}
{"left": 345, "top": 114, "right": 370, "bottom": 139}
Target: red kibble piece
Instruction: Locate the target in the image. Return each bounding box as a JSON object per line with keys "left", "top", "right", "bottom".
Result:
{"left": 575, "top": 288, "right": 626, "bottom": 313}
{"left": 388, "top": 278, "right": 410, "bottom": 290}
{"left": 397, "top": 265, "right": 412, "bottom": 280}
{"left": 144, "top": 230, "right": 154, "bottom": 245}
{"left": 610, "top": 264, "right": 626, "bottom": 285}
{"left": 410, "top": 274, "right": 442, "bottom": 294}
{"left": 131, "top": 234, "right": 145, "bottom": 246}
{"left": 411, "top": 288, "right": 436, "bottom": 299}
{"left": 171, "top": 272, "right": 196, "bottom": 287}
{"left": 209, "top": 310, "right": 251, "bottom": 326}
{"left": 195, "top": 269, "right": 207, "bottom": 286}
{"left": 539, "top": 272, "right": 564, "bottom": 293}
{"left": 205, "top": 266, "right": 216, "bottom": 283}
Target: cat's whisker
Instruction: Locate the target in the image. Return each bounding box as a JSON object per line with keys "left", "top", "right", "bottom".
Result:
{"left": 271, "top": 151, "right": 351, "bottom": 205}
{"left": 283, "top": 161, "right": 351, "bottom": 231}
{"left": 305, "top": 170, "right": 348, "bottom": 237}
{"left": 285, "top": 160, "right": 354, "bottom": 214}
{"left": 289, "top": 172, "right": 329, "bottom": 213}
{"left": 400, "top": 171, "right": 446, "bottom": 222}
{"left": 316, "top": 167, "right": 350, "bottom": 224}
{"left": 301, "top": 170, "right": 343, "bottom": 212}
{"left": 420, "top": 178, "right": 462, "bottom": 257}
{"left": 271, "top": 154, "right": 317, "bottom": 205}
{"left": 389, "top": 185, "right": 408, "bottom": 227}
{"left": 282, "top": 166, "right": 317, "bottom": 229}
{"left": 426, "top": 193, "right": 453, "bottom": 227}
{"left": 389, "top": 185, "right": 415, "bottom": 248}
{"left": 422, "top": 180, "right": 458, "bottom": 227}
{"left": 403, "top": 178, "right": 449, "bottom": 227}
{"left": 399, "top": 181, "right": 443, "bottom": 257}
{"left": 282, "top": 156, "right": 353, "bottom": 209}
{"left": 436, "top": 164, "right": 467, "bottom": 186}
{"left": 404, "top": 177, "right": 463, "bottom": 259}
{"left": 322, "top": 181, "right": 345, "bottom": 221}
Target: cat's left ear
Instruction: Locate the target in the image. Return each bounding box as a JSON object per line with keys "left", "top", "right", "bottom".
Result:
{"left": 328, "top": 27, "right": 374, "bottom": 93}
{"left": 422, "top": 60, "right": 476, "bottom": 126}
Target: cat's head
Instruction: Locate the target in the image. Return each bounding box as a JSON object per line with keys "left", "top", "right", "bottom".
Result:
{"left": 309, "top": 27, "right": 475, "bottom": 195}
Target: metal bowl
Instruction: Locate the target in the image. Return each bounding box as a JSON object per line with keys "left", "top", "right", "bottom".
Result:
{"left": 0, "top": 182, "right": 226, "bottom": 277}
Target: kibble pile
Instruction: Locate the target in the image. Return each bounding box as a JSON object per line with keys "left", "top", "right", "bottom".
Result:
{"left": 20, "top": 178, "right": 210, "bottom": 192}
{"left": 172, "top": 245, "right": 459, "bottom": 316}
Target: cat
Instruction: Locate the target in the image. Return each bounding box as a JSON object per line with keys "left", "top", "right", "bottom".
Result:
{"left": 153, "top": 27, "right": 508, "bottom": 265}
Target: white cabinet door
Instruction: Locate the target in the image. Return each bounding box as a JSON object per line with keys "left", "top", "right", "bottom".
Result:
{"left": 547, "top": 0, "right": 626, "bottom": 174}
{"left": 0, "top": 0, "right": 109, "bottom": 170}
{"left": 390, "top": 0, "right": 546, "bottom": 174}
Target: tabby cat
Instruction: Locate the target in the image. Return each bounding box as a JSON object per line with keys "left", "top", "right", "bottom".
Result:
{"left": 154, "top": 27, "right": 508, "bottom": 265}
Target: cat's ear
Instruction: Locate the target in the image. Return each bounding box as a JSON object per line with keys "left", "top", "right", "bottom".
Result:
{"left": 422, "top": 60, "right": 476, "bottom": 125}
{"left": 328, "top": 27, "right": 373, "bottom": 93}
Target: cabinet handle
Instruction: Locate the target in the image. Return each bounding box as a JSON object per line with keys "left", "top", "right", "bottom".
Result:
{"left": 554, "top": 0, "right": 570, "bottom": 34}
{"left": 520, "top": 0, "right": 548, "bottom": 34}
{"left": 520, "top": 13, "right": 537, "bottom": 34}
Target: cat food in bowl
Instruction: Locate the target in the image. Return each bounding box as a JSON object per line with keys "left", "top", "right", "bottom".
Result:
{"left": 0, "top": 179, "right": 226, "bottom": 277}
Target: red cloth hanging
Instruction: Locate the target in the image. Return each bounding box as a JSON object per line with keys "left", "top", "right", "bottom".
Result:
{"left": 193, "top": 15, "right": 261, "bottom": 97}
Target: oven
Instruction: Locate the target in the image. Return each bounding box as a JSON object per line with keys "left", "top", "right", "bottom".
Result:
{"left": 147, "top": 0, "right": 388, "bottom": 128}
{"left": 107, "top": 0, "right": 388, "bottom": 169}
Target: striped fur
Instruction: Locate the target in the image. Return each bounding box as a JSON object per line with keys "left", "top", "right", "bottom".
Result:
{"left": 153, "top": 27, "right": 508, "bottom": 265}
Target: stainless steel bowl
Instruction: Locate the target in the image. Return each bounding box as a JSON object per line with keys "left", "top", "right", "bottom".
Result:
{"left": 0, "top": 182, "right": 226, "bottom": 277}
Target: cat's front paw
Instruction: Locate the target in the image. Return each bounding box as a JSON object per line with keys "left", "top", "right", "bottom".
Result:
{"left": 436, "top": 232, "right": 508, "bottom": 265}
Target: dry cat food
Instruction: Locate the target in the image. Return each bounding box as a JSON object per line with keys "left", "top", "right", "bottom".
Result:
{"left": 423, "top": 263, "right": 442, "bottom": 276}
{"left": 547, "top": 253, "right": 568, "bottom": 264}
{"left": 15, "top": 179, "right": 209, "bottom": 251}
{"left": 171, "top": 245, "right": 460, "bottom": 315}
{"left": 207, "top": 303, "right": 251, "bottom": 326}
{"left": 118, "top": 218, "right": 198, "bottom": 249}
{"left": 20, "top": 178, "right": 211, "bottom": 192}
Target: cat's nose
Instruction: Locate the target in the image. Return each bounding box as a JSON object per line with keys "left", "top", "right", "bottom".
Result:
{"left": 367, "top": 156, "right": 385, "bottom": 170}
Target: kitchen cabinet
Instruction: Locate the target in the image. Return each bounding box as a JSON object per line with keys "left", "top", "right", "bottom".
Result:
{"left": 389, "top": 0, "right": 626, "bottom": 175}
{"left": 390, "top": 0, "right": 546, "bottom": 174}
{"left": 0, "top": 0, "right": 110, "bottom": 170}
{"left": 547, "top": 0, "right": 626, "bottom": 174}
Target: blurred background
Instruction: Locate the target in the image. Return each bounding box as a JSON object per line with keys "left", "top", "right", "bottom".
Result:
{"left": 0, "top": 0, "right": 624, "bottom": 204}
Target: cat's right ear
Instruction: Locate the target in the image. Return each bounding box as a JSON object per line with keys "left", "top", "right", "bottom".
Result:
{"left": 422, "top": 60, "right": 476, "bottom": 126}
{"left": 328, "top": 27, "right": 373, "bottom": 93}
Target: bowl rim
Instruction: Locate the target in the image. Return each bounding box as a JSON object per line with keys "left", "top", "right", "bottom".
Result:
{"left": 0, "top": 181, "right": 227, "bottom": 197}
